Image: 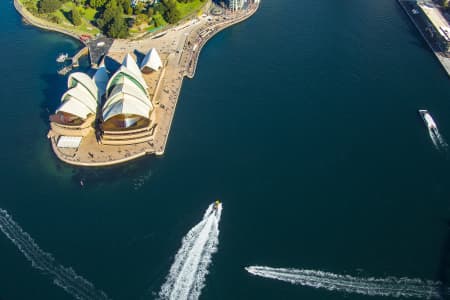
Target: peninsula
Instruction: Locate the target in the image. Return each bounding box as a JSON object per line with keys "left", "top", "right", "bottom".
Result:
{"left": 15, "top": 0, "right": 259, "bottom": 166}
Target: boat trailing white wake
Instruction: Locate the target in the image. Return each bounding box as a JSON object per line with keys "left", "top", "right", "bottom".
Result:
{"left": 159, "top": 202, "right": 222, "bottom": 300}
{"left": 0, "top": 208, "right": 110, "bottom": 300}
{"left": 419, "top": 110, "right": 448, "bottom": 151}
{"left": 246, "top": 266, "right": 444, "bottom": 299}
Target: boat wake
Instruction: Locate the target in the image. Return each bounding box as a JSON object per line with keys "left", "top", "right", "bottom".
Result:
{"left": 428, "top": 128, "right": 448, "bottom": 152}
{"left": 246, "top": 266, "right": 444, "bottom": 299}
{"left": 159, "top": 202, "right": 222, "bottom": 300}
{"left": 0, "top": 208, "right": 110, "bottom": 300}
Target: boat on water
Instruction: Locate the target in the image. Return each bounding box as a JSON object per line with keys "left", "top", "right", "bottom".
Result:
{"left": 213, "top": 200, "right": 221, "bottom": 216}
{"left": 419, "top": 109, "right": 438, "bottom": 133}
{"left": 56, "top": 53, "right": 69, "bottom": 63}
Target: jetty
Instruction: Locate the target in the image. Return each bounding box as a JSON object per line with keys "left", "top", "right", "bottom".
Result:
{"left": 45, "top": 2, "right": 260, "bottom": 167}
{"left": 398, "top": 0, "right": 450, "bottom": 77}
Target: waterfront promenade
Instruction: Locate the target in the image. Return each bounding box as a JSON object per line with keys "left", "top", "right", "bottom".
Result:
{"left": 398, "top": 0, "right": 450, "bottom": 77}
{"left": 47, "top": 2, "right": 259, "bottom": 166}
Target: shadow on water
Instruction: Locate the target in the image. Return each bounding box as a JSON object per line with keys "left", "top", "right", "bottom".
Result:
{"left": 39, "top": 72, "right": 67, "bottom": 125}
{"left": 69, "top": 155, "right": 156, "bottom": 188}
{"left": 437, "top": 221, "right": 450, "bottom": 300}
{"left": 39, "top": 55, "right": 93, "bottom": 124}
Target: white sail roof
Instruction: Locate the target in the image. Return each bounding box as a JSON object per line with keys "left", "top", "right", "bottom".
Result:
{"left": 57, "top": 97, "right": 93, "bottom": 119}
{"left": 56, "top": 82, "right": 98, "bottom": 120}
{"left": 102, "top": 53, "right": 154, "bottom": 122}
{"left": 62, "top": 84, "right": 97, "bottom": 111}
{"left": 103, "top": 94, "right": 151, "bottom": 121}
{"left": 68, "top": 72, "right": 98, "bottom": 100}
{"left": 122, "top": 54, "right": 142, "bottom": 76}
{"left": 105, "top": 66, "right": 149, "bottom": 97}
{"left": 93, "top": 64, "right": 109, "bottom": 98}
{"left": 140, "top": 48, "right": 163, "bottom": 72}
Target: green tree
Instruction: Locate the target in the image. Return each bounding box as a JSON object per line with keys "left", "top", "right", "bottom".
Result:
{"left": 89, "top": 0, "right": 107, "bottom": 8}
{"left": 117, "top": 0, "right": 132, "bottom": 14}
{"left": 135, "top": 13, "right": 149, "bottom": 26}
{"left": 38, "top": 0, "right": 61, "bottom": 13}
{"left": 133, "top": 1, "right": 145, "bottom": 14}
{"left": 107, "top": 16, "right": 128, "bottom": 38}
{"left": 147, "top": 7, "right": 154, "bottom": 18}
{"left": 98, "top": 0, "right": 129, "bottom": 38}
{"left": 444, "top": 0, "right": 450, "bottom": 10}
{"left": 97, "top": 0, "right": 118, "bottom": 29}
{"left": 163, "top": 0, "right": 180, "bottom": 24}
{"left": 71, "top": 8, "right": 83, "bottom": 26}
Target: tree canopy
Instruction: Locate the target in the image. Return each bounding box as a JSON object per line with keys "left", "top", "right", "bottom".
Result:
{"left": 97, "top": 0, "right": 129, "bottom": 38}
{"left": 70, "top": 8, "right": 82, "bottom": 26}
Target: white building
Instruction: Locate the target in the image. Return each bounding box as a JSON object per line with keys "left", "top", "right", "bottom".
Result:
{"left": 53, "top": 72, "right": 99, "bottom": 124}
{"left": 140, "top": 48, "right": 163, "bottom": 73}
{"left": 102, "top": 54, "right": 153, "bottom": 130}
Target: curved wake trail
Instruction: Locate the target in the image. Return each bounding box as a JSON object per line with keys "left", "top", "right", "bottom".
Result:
{"left": 246, "top": 266, "right": 443, "bottom": 299}
{"left": 0, "top": 208, "right": 110, "bottom": 300}
{"left": 159, "top": 203, "right": 222, "bottom": 300}
{"left": 429, "top": 129, "right": 448, "bottom": 152}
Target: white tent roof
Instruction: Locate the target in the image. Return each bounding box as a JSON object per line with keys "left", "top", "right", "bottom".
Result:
{"left": 57, "top": 97, "right": 93, "bottom": 119}
{"left": 61, "top": 84, "right": 98, "bottom": 112}
{"left": 102, "top": 94, "right": 151, "bottom": 121}
{"left": 106, "top": 66, "right": 149, "bottom": 97}
{"left": 122, "top": 54, "right": 148, "bottom": 89}
{"left": 56, "top": 83, "right": 98, "bottom": 120}
{"left": 102, "top": 54, "right": 154, "bottom": 122}
{"left": 93, "top": 64, "right": 109, "bottom": 98}
{"left": 108, "top": 77, "right": 150, "bottom": 106}
{"left": 68, "top": 72, "right": 98, "bottom": 100}
{"left": 122, "top": 54, "right": 142, "bottom": 76}
{"left": 140, "top": 48, "right": 163, "bottom": 71}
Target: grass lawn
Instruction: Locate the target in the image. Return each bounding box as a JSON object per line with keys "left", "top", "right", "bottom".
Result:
{"left": 51, "top": 2, "right": 100, "bottom": 35}
{"left": 176, "top": 0, "right": 206, "bottom": 19}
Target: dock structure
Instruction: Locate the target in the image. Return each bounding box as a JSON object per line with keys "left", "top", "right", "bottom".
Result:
{"left": 48, "top": 2, "right": 260, "bottom": 167}
{"left": 398, "top": 0, "right": 450, "bottom": 77}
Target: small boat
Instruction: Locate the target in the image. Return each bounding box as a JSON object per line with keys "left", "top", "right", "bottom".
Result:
{"left": 419, "top": 109, "right": 438, "bottom": 133}
{"left": 213, "top": 200, "right": 221, "bottom": 215}
{"left": 56, "top": 53, "right": 68, "bottom": 63}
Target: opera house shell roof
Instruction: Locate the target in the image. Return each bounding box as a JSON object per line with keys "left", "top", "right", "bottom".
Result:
{"left": 140, "top": 48, "right": 163, "bottom": 73}
{"left": 54, "top": 72, "right": 99, "bottom": 122}
{"left": 102, "top": 54, "right": 153, "bottom": 129}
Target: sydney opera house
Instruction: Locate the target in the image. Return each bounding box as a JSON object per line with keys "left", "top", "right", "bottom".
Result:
{"left": 49, "top": 48, "right": 163, "bottom": 149}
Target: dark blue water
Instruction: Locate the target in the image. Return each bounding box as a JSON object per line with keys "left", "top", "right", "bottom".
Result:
{"left": 1, "top": 0, "right": 450, "bottom": 299}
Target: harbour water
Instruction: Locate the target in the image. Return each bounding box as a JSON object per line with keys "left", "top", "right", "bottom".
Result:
{"left": 0, "top": 0, "right": 450, "bottom": 299}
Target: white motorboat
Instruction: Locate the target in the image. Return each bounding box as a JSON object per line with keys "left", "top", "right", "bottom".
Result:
{"left": 56, "top": 53, "right": 68, "bottom": 63}
{"left": 419, "top": 109, "right": 438, "bottom": 132}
